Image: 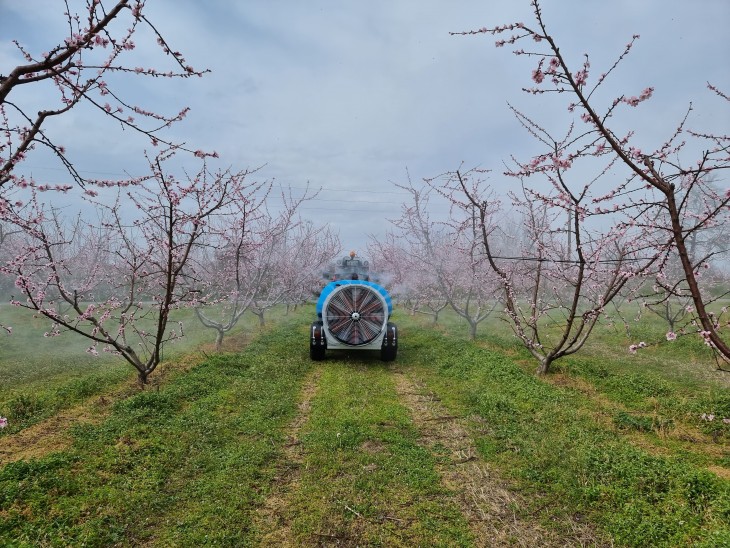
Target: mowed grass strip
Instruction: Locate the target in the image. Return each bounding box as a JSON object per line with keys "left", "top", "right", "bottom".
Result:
{"left": 279, "top": 356, "right": 473, "bottom": 546}
{"left": 398, "top": 318, "right": 730, "bottom": 547}
{"left": 0, "top": 315, "right": 312, "bottom": 546}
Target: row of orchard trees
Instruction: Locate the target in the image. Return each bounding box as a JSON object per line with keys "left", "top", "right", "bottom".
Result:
{"left": 0, "top": 1, "right": 338, "bottom": 383}
{"left": 371, "top": 0, "right": 730, "bottom": 375}
{"left": 1, "top": 1, "right": 727, "bottom": 381}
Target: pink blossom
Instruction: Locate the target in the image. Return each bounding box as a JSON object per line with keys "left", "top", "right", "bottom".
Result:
{"left": 0, "top": 417, "right": 7, "bottom": 429}
{"left": 573, "top": 69, "right": 588, "bottom": 86}
{"left": 629, "top": 344, "right": 638, "bottom": 354}
{"left": 532, "top": 69, "right": 544, "bottom": 84}
{"left": 666, "top": 331, "right": 677, "bottom": 341}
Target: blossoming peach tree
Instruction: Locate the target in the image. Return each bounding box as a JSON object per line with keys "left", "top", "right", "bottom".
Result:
{"left": 446, "top": 0, "right": 729, "bottom": 371}
{"left": 192, "top": 186, "right": 339, "bottom": 350}
{"left": 367, "top": 232, "right": 449, "bottom": 323}
{"left": 0, "top": 0, "right": 212, "bottom": 337}
{"left": 4, "top": 149, "right": 263, "bottom": 383}
{"left": 432, "top": 167, "right": 651, "bottom": 374}
{"left": 0, "top": 0, "right": 209, "bottom": 194}
{"left": 380, "top": 177, "right": 500, "bottom": 340}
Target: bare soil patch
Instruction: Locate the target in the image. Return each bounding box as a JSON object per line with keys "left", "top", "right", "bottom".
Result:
{"left": 0, "top": 408, "right": 92, "bottom": 464}
{"left": 393, "top": 370, "right": 608, "bottom": 547}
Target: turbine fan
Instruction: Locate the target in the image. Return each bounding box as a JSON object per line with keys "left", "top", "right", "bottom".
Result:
{"left": 325, "top": 285, "right": 386, "bottom": 345}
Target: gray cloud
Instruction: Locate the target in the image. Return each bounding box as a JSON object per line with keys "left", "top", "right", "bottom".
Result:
{"left": 4, "top": 0, "right": 729, "bottom": 251}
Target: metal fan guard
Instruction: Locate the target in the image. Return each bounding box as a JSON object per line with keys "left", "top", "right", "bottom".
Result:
{"left": 324, "top": 284, "right": 386, "bottom": 345}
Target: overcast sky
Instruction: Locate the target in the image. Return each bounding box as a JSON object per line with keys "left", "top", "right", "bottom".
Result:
{"left": 2, "top": 0, "right": 729, "bottom": 254}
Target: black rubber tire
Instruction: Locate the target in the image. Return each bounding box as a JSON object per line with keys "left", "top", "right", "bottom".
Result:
{"left": 380, "top": 322, "right": 397, "bottom": 362}
{"left": 310, "top": 321, "right": 326, "bottom": 361}
{"left": 310, "top": 344, "right": 326, "bottom": 361}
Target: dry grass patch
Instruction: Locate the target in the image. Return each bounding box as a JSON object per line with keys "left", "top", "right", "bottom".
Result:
{"left": 252, "top": 366, "right": 323, "bottom": 546}
{"left": 0, "top": 347, "right": 232, "bottom": 466}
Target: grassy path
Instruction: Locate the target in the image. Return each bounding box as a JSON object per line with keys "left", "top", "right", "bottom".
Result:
{"left": 1, "top": 319, "right": 314, "bottom": 546}
{"left": 393, "top": 371, "right": 604, "bottom": 547}
{"left": 1, "top": 310, "right": 728, "bottom": 546}
{"left": 0, "top": 351, "right": 204, "bottom": 466}
{"left": 398, "top": 321, "right": 729, "bottom": 547}
{"left": 253, "top": 359, "right": 473, "bottom": 546}
{"left": 252, "top": 366, "right": 323, "bottom": 545}
{"left": 248, "top": 341, "right": 605, "bottom": 545}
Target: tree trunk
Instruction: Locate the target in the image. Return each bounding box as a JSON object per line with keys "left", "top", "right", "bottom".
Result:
{"left": 537, "top": 356, "right": 553, "bottom": 375}
{"left": 666, "top": 190, "right": 730, "bottom": 361}
{"left": 255, "top": 311, "right": 266, "bottom": 327}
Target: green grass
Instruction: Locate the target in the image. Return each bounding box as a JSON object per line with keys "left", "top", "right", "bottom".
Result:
{"left": 0, "top": 310, "right": 474, "bottom": 546}
{"left": 428, "top": 305, "right": 729, "bottom": 435}
{"left": 441, "top": 301, "right": 728, "bottom": 387}
{"left": 0, "top": 305, "right": 266, "bottom": 435}
{"left": 279, "top": 360, "right": 473, "bottom": 545}
{"left": 398, "top": 313, "right": 730, "bottom": 547}
{"left": 1, "top": 303, "right": 729, "bottom": 546}
{"left": 0, "top": 314, "right": 312, "bottom": 546}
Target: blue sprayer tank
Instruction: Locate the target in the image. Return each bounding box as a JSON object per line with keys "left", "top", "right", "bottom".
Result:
{"left": 309, "top": 252, "right": 397, "bottom": 361}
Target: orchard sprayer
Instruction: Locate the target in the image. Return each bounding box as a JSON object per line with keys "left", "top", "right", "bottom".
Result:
{"left": 310, "top": 252, "right": 397, "bottom": 361}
